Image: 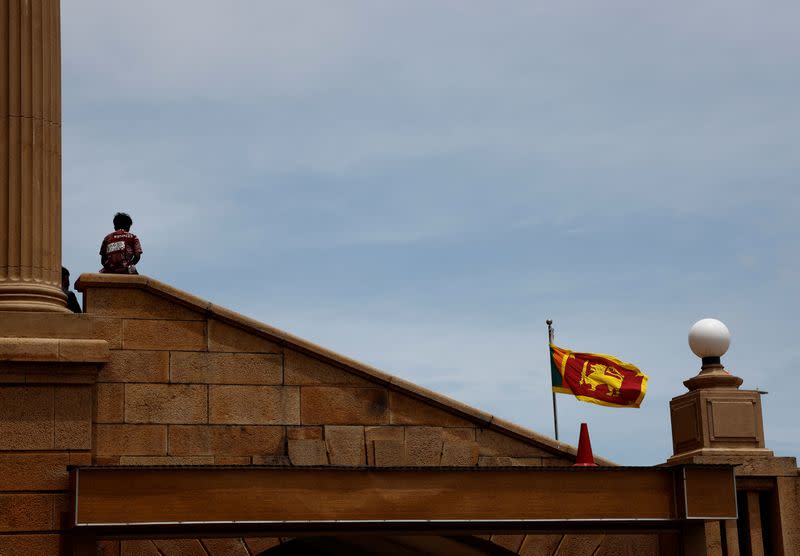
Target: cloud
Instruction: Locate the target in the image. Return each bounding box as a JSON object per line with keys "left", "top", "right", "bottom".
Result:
{"left": 61, "top": 1, "right": 800, "bottom": 464}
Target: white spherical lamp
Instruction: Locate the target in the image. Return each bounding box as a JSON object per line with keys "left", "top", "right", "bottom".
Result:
{"left": 688, "top": 318, "right": 730, "bottom": 360}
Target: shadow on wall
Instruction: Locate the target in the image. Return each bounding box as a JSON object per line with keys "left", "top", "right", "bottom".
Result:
{"left": 259, "top": 536, "right": 516, "bottom": 556}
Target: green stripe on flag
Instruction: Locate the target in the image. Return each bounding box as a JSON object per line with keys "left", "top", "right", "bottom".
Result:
{"left": 550, "top": 346, "right": 563, "bottom": 388}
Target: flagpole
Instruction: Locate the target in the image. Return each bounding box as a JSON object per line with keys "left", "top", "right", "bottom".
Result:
{"left": 547, "top": 319, "right": 559, "bottom": 441}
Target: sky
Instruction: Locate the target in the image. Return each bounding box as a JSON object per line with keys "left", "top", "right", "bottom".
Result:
{"left": 60, "top": 1, "right": 799, "bottom": 465}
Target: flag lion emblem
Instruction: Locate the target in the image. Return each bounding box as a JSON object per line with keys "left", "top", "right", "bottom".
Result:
{"left": 579, "top": 363, "right": 624, "bottom": 397}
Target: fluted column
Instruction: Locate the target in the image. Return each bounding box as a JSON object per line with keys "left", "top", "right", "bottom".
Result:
{"left": 1, "top": 0, "right": 67, "bottom": 311}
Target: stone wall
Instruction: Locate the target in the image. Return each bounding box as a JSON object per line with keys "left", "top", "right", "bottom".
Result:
{"left": 0, "top": 318, "right": 108, "bottom": 554}
{"left": 1, "top": 274, "right": 670, "bottom": 556}
{"left": 77, "top": 275, "right": 646, "bottom": 556}
{"left": 79, "top": 275, "right": 580, "bottom": 470}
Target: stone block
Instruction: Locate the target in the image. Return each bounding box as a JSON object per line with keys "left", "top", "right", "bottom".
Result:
{"left": 95, "top": 424, "right": 167, "bottom": 456}
{"left": 0, "top": 338, "right": 59, "bottom": 361}
{"left": 490, "top": 535, "right": 524, "bottom": 553}
{"left": 440, "top": 441, "right": 479, "bottom": 466}
{"left": 54, "top": 386, "right": 92, "bottom": 449}
{"left": 99, "top": 350, "right": 169, "bottom": 383}
{"left": 0, "top": 535, "right": 60, "bottom": 555}
{"left": 123, "top": 320, "right": 206, "bottom": 351}
{"left": 325, "top": 426, "right": 366, "bottom": 466}
{"left": 215, "top": 456, "right": 252, "bottom": 465}
{"left": 539, "top": 457, "right": 571, "bottom": 467}
{"left": 510, "top": 457, "right": 545, "bottom": 467}
{"left": 285, "top": 350, "right": 369, "bottom": 386}
{"left": 118, "top": 456, "right": 214, "bottom": 465}
{"left": 288, "top": 439, "right": 328, "bottom": 465}
{"left": 121, "top": 540, "right": 160, "bottom": 556}
{"left": 391, "top": 376, "right": 492, "bottom": 424}
{"left": 518, "top": 534, "right": 563, "bottom": 556}
{"left": 0, "top": 453, "right": 70, "bottom": 491}
{"left": 776, "top": 476, "right": 800, "bottom": 553}
{"left": 244, "top": 538, "right": 281, "bottom": 554}
{"left": 0, "top": 386, "right": 54, "bottom": 450}
{"left": 23, "top": 364, "right": 98, "bottom": 384}
{"left": 201, "top": 538, "right": 250, "bottom": 556}
{"left": 170, "top": 352, "right": 282, "bottom": 385}
{"left": 389, "top": 392, "right": 473, "bottom": 427}
{"left": 252, "top": 454, "right": 290, "bottom": 465}
{"left": 57, "top": 339, "right": 109, "bottom": 363}
{"left": 0, "top": 312, "right": 89, "bottom": 339}
{"left": 88, "top": 317, "right": 123, "bottom": 349}
{"left": 125, "top": 384, "right": 207, "bottom": 424}
{"left": 169, "top": 425, "right": 284, "bottom": 456}
{"left": 151, "top": 282, "right": 213, "bottom": 312}
{"left": 477, "top": 428, "right": 551, "bottom": 457}
{"left": 78, "top": 274, "right": 150, "bottom": 289}
{"left": 595, "top": 534, "right": 659, "bottom": 555}
{"left": 301, "top": 387, "right": 389, "bottom": 425}
{"left": 554, "top": 535, "right": 603, "bottom": 555}
{"left": 70, "top": 452, "right": 93, "bottom": 466}
{"left": 96, "top": 383, "right": 124, "bottom": 423}
{"left": 0, "top": 494, "right": 55, "bottom": 532}
{"left": 154, "top": 539, "right": 209, "bottom": 556}
{"left": 87, "top": 288, "right": 204, "bottom": 320}
{"left": 365, "top": 426, "right": 404, "bottom": 465}
{"left": 443, "top": 427, "right": 476, "bottom": 441}
{"left": 287, "top": 426, "right": 323, "bottom": 440}
{"left": 478, "top": 456, "right": 514, "bottom": 467}
{"left": 97, "top": 540, "right": 120, "bottom": 556}
{"left": 209, "top": 386, "right": 299, "bottom": 425}
{"left": 365, "top": 426, "right": 404, "bottom": 442}
{"left": 53, "top": 493, "right": 69, "bottom": 516}
{"left": 405, "top": 427, "right": 443, "bottom": 466}
{"left": 373, "top": 439, "right": 405, "bottom": 467}
{"left": 208, "top": 320, "right": 281, "bottom": 353}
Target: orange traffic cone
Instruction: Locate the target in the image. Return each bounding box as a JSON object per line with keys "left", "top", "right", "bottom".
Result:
{"left": 573, "top": 422, "right": 597, "bottom": 467}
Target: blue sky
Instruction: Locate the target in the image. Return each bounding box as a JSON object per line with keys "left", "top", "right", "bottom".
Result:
{"left": 61, "top": 1, "right": 799, "bottom": 465}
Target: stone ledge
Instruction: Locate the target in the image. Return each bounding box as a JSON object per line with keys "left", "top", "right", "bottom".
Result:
{"left": 0, "top": 337, "right": 109, "bottom": 363}
{"left": 0, "top": 311, "right": 92, "bottom": 338}
{"left": 664, "top": 450, "right": 790, "bottom": 472}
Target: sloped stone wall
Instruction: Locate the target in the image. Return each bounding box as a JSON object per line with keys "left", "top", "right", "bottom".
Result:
{"left": 82, "top": 281, "right": 573, "bottom": 469}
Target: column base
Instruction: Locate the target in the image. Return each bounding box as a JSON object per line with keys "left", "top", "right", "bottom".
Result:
{"left": 0, "top": 282, "right": 70, "bottom": 313}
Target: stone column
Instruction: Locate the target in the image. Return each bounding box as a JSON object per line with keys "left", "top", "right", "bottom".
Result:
{"left": 0, "top": 0, "right": 67, "bottom": 311}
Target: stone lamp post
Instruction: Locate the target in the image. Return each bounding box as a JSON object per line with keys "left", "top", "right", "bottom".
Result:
{"left": 685, "top": 318, "right": 741, "bottom": 390}
{"left": 668, "top": 318, "right": 772, "bottom": 464}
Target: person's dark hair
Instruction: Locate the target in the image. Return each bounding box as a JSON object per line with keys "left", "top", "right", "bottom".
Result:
{"left": 61, "top": 266, "right": 69, "bottom": 280}
{"left": 113, "top": 212, "right": 133, "bottom": 231}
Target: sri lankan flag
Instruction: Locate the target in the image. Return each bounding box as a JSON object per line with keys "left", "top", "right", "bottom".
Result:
{"left": 550, "top": 344, "right": 648, "bottom": 408}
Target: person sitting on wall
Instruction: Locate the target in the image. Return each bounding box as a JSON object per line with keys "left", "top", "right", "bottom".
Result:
{"left": 100, "top": 212, "right": 143, "bottom": 274}
{"left": 61, "top": 266, "right": 82, "bottom": 313}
